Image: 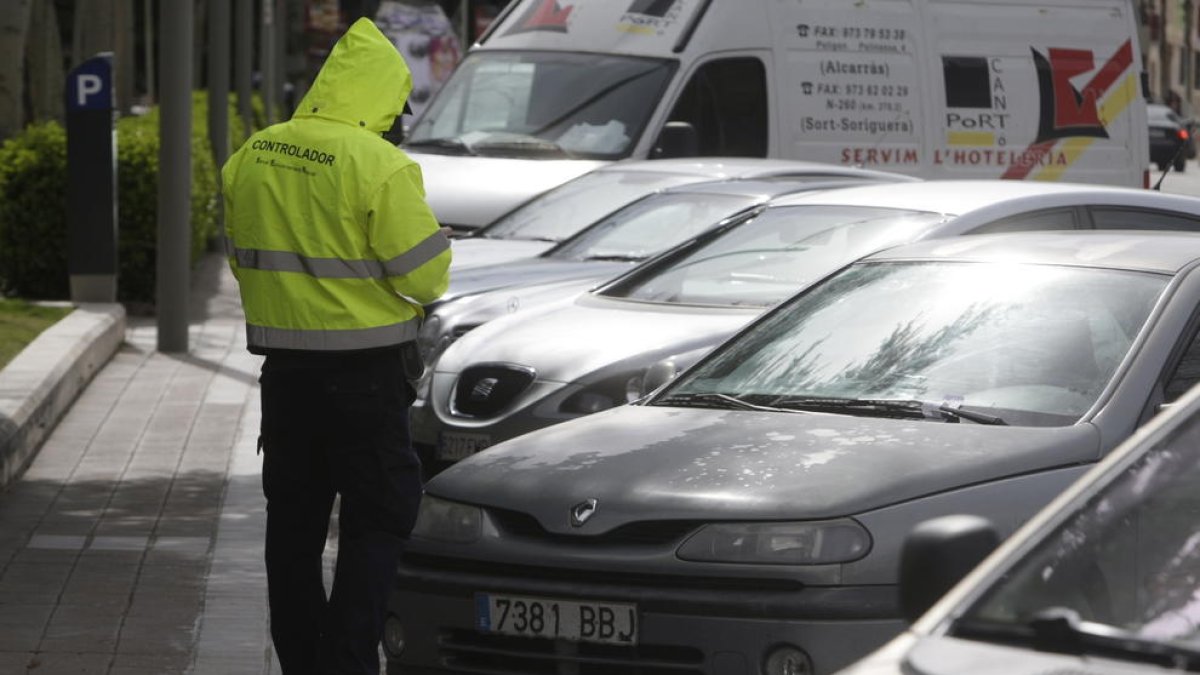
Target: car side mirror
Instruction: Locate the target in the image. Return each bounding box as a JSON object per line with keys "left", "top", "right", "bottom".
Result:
{"left": 898, "top": 515, "right": 999, "bottom": 623}
{"left": 652, "top": 121, "right": 700, "bottom": 159}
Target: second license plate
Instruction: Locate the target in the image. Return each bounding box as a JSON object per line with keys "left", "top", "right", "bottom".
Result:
{"left": 436, "top": 431, "right": 491, "bottom": 461}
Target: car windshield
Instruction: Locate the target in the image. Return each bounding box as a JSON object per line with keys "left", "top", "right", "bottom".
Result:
{"left": 548, "top": 192, "right": 758, "bottom": 262}
{"left": 954, "top": 406, "right": 1200, "bottom": 659}
{"left": 658, "top": 261, "right": 1166, "bottom": 426}
{"left": 405, "top": 51, "right": 674, "bottom": 160}
{"left": 476, "top": 169, "right": 715, "bottom": 242}
{"left": 601, "top": 205, "right": 948, "bottom": 307}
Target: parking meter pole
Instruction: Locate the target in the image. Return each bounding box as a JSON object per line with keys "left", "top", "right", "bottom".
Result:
{"left": 157, "top": 0, "right": 193, "bottom": 354}
{"left": 65, "top": 53, "right": 118, "bottom": 304}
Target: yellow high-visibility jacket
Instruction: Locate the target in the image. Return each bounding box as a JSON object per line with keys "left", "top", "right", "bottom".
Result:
{"left": 221, "top": 18, "right": 450, "bottom": 353}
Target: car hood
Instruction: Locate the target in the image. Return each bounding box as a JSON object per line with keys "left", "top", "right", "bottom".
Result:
{"left": 410, "top": 152, "right": 606, "bottom": 229}
{"left": 430, "top": 405, "right": 1100, "bottom": 533}
{"left": 435, "top": 295, "right": 760, "bottom": 383}
{"left": 441, "top": 259, "right": 632, "bottom": 303}
{"left": 448, "top": 238, "right": 555, "bottom": 271}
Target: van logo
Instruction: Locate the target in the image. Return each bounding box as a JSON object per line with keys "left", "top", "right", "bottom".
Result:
{"left": 507, "top": 0, "right": 573, "bottom": 34}
{"left": 1031, "top": 43, "right": 1128, "bottom": 143}
{"left": 469, "top": 377, "right": 499, "bottom": 401}
{"left": 991, "top": 39, "right": 1133, "bottom": 180}
{"left": 570, "top": 498, "right": 598, "bottom": 527}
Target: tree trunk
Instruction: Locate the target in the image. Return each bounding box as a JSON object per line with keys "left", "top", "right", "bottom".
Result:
{"left": 195, "top": 0, "right": 208, "bottom": 86}
{"left": 73, "top": 0, "right": 136, "bottom": 114}
{"left": 0, "top": 0, "right": 34, "bottom": 140}
{"left": 26, "top": 0, "right": 65, "bottom": 124}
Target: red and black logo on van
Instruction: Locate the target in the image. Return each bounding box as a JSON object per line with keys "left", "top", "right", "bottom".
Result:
{"left": 506, "top": 0, "right": 574, "bottom": 34}
{"left": 1031, "top": 44, "right": 1131, "bottom": 142}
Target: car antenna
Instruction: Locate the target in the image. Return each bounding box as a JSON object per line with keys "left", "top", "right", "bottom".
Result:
{"left": 1153, "top": 120, "right": 1195, "bottom": 191}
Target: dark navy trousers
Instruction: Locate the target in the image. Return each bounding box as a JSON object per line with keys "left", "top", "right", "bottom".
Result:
{"left": 258, "top": 348, "right": 422, "bottom": 675}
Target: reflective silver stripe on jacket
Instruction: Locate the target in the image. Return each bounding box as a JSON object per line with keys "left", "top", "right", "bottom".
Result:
{"left": 246, "top": 317, "right": 421, "bottom": 351}
{"left": 231, "top": 231, "right": 449, "bottom": 279}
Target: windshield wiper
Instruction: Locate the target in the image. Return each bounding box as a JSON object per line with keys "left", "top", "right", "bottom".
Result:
{"left": 404, "top": 138, "right": 478, "bottom": 156}
{"left": 767, "top": 397, "right": 1008, "bottom": 425}
{"left": 657, "top": 392, "right": 800, "bottom": 413}
{"left": 473, "top": 136, "right": 575, "bottom": 159}
{"left": 956, "top": 608, "right": 1200, "bottom": 671}
{"left": 582, "top": 254, "right": 644, "bottom": 262}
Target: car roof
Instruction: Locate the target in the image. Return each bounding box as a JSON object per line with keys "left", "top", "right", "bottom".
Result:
{"left": 591, "top": 157, "right": 918, "bottom": 182}
{"left": 764, "top": 179, "right": 1200, "bottom": 216}
{"left": 655, "top": 175, "right": 884, "bottom": 199}
{"left": 864, "top": 230, "right": 1200, "bottom": 274}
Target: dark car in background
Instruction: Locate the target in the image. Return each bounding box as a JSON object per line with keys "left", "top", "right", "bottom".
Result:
{"left": 1148, "top": 103, "right": 1194, "bottom": 172}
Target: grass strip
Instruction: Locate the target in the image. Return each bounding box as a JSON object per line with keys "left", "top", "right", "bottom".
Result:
{"left": 0, "top": 300, "right": 73, "bottom": 370}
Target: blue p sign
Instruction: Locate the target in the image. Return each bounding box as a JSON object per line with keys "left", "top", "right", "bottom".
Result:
{"left": 66, "top": 53, "right": 113, "bottom": 111}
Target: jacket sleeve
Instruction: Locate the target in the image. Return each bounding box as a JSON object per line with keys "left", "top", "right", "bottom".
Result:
{"left": 366, "top": 161, "right": 452, "bottom": 306}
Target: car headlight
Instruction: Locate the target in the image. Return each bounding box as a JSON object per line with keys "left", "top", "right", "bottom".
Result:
{"left": 676, "top": 520, "right": 871, "bottom": 564}
{"left": 410, "top": 495, "right": 482, "bottom": 543}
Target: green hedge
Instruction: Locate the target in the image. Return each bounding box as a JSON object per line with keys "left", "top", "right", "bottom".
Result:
{"left": 0, "top": 92, "right": 248, "bottom": 306}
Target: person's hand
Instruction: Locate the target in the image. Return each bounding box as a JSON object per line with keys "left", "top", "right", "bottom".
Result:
{"left": 439, "top": 227, "right": 454, "bottom": 239}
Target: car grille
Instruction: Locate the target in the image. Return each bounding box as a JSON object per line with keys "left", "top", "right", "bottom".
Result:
{"left": 403, "top": 552, "right": 805, "bottom": 593}
{"left": 490, "top": 508, "right": 704, "bottom": 546}
{"left": 452, "top": 364, "right": 535, "bottom": 418}
{"left": 438, "top": 629, "right": 705, "bottom": 674}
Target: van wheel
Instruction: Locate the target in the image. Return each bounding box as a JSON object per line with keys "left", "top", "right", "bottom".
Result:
{"left": 1175, "top": 155, "right": 1188, "bottom": 172}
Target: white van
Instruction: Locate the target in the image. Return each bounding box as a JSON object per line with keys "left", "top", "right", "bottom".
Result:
{"left": 403, "top": 0, "right": 1150, "bottom": 230}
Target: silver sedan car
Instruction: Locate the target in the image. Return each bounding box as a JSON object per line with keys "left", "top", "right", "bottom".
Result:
{"left": 416, "top": 181, "right": 1200, "bottom": 468}
{"left": 389, "top": 230, "right": 1200, "bottom": 675}
{"left": 431, "top": 174, "right": 899, "bottom": 312}
{"left": 448, "top": 157, "right": 913, "bottom": 270}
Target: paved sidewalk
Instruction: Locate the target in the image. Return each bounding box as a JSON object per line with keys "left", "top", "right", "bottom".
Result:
{"left": 0, "top": 254, "right": 294, "bottom": 674}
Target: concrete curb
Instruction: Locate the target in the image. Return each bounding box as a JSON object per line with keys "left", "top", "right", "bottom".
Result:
{"left": 0, "top": 302, "right": 126, "bottom": 488}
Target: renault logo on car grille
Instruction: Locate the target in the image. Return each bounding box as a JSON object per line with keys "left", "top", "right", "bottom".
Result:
{"left": 570, "top": 498, "right": 598, "bottom": 527}
{"left": 469, "top": 377, "right": 498, "bottom": 401}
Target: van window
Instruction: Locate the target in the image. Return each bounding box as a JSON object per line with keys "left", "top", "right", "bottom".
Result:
{"left": 406, "top": 51, "right": 675, "bottom": 160}
{"left": 664, "top": 57, "right": 768, "bottom": 157}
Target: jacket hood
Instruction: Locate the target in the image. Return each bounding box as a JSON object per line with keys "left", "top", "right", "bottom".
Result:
{"left": 430, "top": 406, "right": 1101, "bottom": 533}
{"left": 294, "top": 18, "right": 411, "bottom": 132}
